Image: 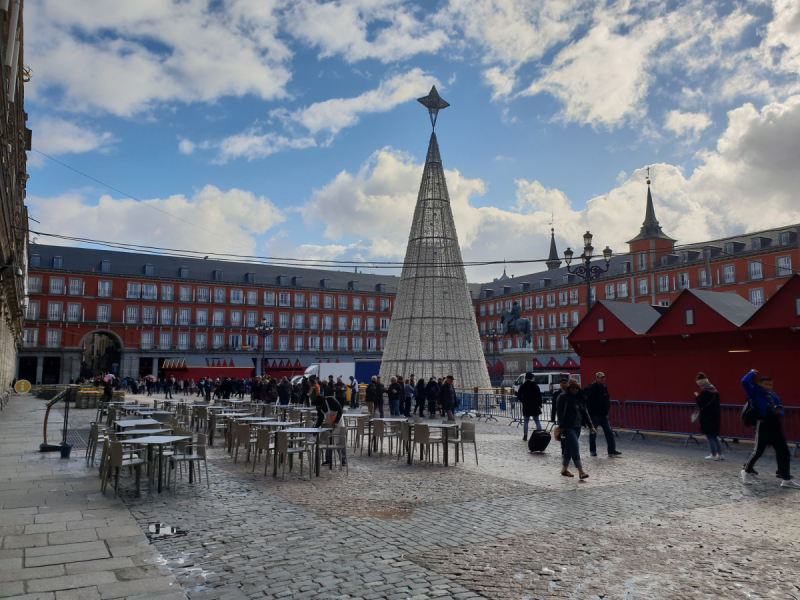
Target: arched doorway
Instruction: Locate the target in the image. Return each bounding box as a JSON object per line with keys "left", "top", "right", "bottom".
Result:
{"left": 80, "top": 331, "right": 122, "bottom": 379}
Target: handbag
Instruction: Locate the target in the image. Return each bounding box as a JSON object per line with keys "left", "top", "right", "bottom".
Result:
{"left": 690, "top": 407, "right": 702, "bottom": 422}
{"left": 553, "top": 425, "right": 562, "bottom": 441}
{"left": 741, "top": 400, "right": 758, "bottom": 427}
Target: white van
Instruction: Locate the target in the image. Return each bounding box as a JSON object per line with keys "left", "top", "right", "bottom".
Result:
{"left": 512, "top": 372, "right": 578, "bottom": 397}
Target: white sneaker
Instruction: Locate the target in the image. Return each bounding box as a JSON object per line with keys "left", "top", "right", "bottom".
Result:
{"left": 717, "top": 455, "right": 725, "bottom": 461}
{"left": 741, "top": 470, "right": 754, "bottom": 485}
{"left": 704, "top": 454, "right": 718, "bottom": 460}
{"left": 780, "top": 479, "right": 800, "bottom": 489}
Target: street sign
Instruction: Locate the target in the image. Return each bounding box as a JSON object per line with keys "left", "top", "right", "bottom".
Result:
{"left": 14, "top": 380, "right": 31, "bottom": 393}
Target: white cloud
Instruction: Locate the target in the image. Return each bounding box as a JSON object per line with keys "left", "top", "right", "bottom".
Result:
{"left": 664, "top": 110, "right": 712, "bottom": 137}
{"left": 32, "top": 116, "right": 114, "bottom": 156}
{"left": 27, "top": 185, "right": 285, "bottom": 254}
{"left": 216, "top": 129, "right": 316, "bottom": 163}
{"left": 27, "top": 0, "right": 292, "bottom": 116}
{"left": 285, "top": 0, "right": 448, "bottom": 63}
{"left": 483, "top": 67, "right": 516, "bottom": 99}
{"left": 178, "top": 139, "right": 196, "bottom": 155}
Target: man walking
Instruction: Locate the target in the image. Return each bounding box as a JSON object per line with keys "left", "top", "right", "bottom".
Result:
{"left": 387, "top": 377, "right": 402, "bottom": 416}
{"left": 348, "top": 375, "right": 359, "bottom": 409}
{"left": 164, "top": 376, "right": 174, "bottom": 399}
{"left": 584, "top": 372, "right": 621, "bottom": 457}
{"left": 516, "top": 372, "right": 542, "bottom": 441}
{"left": 741, "top": 370, "right": 799, "bottom": 488}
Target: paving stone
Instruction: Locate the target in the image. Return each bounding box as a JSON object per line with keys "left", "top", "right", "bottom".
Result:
{"left": 55, "top": 587, "right": 101, "bottom": 600}
{"left": 27, "top": 571, "right": 118, "bottom": 593}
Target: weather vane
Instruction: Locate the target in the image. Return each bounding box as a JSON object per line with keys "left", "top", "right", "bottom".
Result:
{"left": 417, "top": 86, "right": 449, "bottom": 130}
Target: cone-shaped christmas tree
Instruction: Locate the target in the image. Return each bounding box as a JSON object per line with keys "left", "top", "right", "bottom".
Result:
{"left": 379, "top": 87, "right": 491, "bottom": 389}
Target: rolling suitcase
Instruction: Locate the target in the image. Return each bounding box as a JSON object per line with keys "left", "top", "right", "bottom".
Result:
{"left": 527, "top": 423, "right": 552, "bottom": 453}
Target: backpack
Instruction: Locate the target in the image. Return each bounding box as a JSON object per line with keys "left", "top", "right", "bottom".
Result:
{"left": 741, "top": 400, "right": 758, "bottom": 427}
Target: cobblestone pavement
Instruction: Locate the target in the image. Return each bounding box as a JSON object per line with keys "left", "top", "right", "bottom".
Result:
{"left": 5, "top": 395, "right": 800, "bottom": 599}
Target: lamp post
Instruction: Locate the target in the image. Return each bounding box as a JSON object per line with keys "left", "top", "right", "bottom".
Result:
{"left": 564, "top": 231, "right": 613, "bottom": 312}
{"left": 255, "top": 318, "right": 273, "bottom": 377}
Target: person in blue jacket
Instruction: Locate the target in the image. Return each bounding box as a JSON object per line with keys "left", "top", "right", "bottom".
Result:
{"left": 740, "top": 370, "right": 799, "bottom": 488}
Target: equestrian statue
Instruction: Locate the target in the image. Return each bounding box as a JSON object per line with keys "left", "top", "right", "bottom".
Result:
{"left": 499, "top": 301, "right": 532, "bottom": 347}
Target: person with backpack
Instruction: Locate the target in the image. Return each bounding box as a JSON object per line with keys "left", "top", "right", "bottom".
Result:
{"left": 555, "top": 378, "right": 595, "bottom": 479}
{"left": 741, "top": 370, "right": 799, "bottom": 488}
{"left": 516, "top": 372, "right": 542, "bottom": 441}
{"left": 425, "top": 377, "right": 440, "bottom": 418}
{"left": 694, "top": 372, "right": 723, "bottom": 461}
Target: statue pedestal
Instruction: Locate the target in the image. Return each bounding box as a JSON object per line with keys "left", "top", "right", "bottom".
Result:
{"left": 498, "top": 348, "right": 536, "bottom": 386}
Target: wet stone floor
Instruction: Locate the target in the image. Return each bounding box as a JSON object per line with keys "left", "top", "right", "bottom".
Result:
{"left": 110, "top": 414, "right": 800, "bottom": 600}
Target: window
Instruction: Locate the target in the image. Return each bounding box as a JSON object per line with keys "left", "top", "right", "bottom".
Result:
{"left": 559, "top": 291, "right": 568, "bottom": 305}
{"left": 724, "top": 242, "right": 734, "bottom": 254}
{"left": 605, "top": 284, "right": 615, "bottom": 300}
{"left": 678, "top": 273, "right": 690, "bottom": 289}
{"left": 366, "top": 298, "right": 375, "bottom": 311}
{"left": 380, "top": 317, "right": 390, "bottom": 330}
{"left": 749, "top": 261, "right": 763, "bottom": 280}
{"left": 324, "top": 295, "right": 333, "bottom": 309}
{"left": 30, "top": 254, "right": 40, "bottom": 267}
{"left": 598, "top": 318, "right": 604, "bottom": 333}
{"left": 338, "top": 336, "right": 348, "bottom": 350}
{"left": 161, "top": 307, "right": 173, "bottom": 325}
{"left": 213, "top": 270, "right": 224, "bottom": 281}
{"left": 264, "top": 291, "right": 275, "bottom": 306}
{"left": 230, "top": 289, "right": 243, "bottom": 304}
{"left": 590, "top": 287, "right": 596, "bottom": 302}
{"left": 179, "top": 285, "right": 192, "bottom": 301}
{"left": 230, "top": 310, "right": 242, "bottom": 327}
{"left": 126, "top": 282, "right": 141, "bottom": 299}
{"left": 28, "top": 275, "right": 42, "bottom": 292}
{"left": 67, "top": 303, "right": 80, "bottom": 322}
{"left": 699, "top": 269, "right": 707, "bottom": 287}
{"left": 279, "top": 312, "right": 290, "bottom": 328}
{"left": 26, "top": 300, "right": 39, "bottom": 320}
{"left": 180, "top": 267, "right": 189, "bottom": 278}
{"left": 549, "top": 335, "right": 556, "bottom": 349}
{"left": 196, "top": 309, "right": 208, "bottom": 326}
{"left": 535, "top": 296, "right": 543, "bottom": 309}
{"left": 246, "top": 311, "right": 257, "bottom": 327}
{"left": 145, "top": 264, "right": 154, "bottom": 276}
{"left": 179, "top": 308, "right": 190, "bottom": 325}
{"left": 352, "top": 297, "right": 361, "bottom": 310}
{"left": 561, "top": 334, "right": 569, "bottom": 349}
{"left": 142, "top": 306, "right": 155, "bottom": 325}
{"left": 780, "top": 232, "right": 791, "bottom": 245}
{"left": 95, "top": 304, "right": 109, "bottom": 323}
{"left": 247, "top": 290, "right": 258, "bottom": 305}
{"left": 263, "top": 312, "right": 274, "bottom": 326}
{"left": 279, "top": 335, "right": 289, "bottom": 351}
{"left": 749, "top": 289, "right": 764, "bottom": 307}
{"left": 295, "top": 293, "right": 305, "bottom": 308}
{"left": 229, "top": 334, "right": 241, "bottom": 349}
{"left": 140, "top": 331, "right": 153, "bottom": 350}
{"left": 263, "top": 334, "right": 273, "bottom": 349}
{"left": 617, "top": 282, "right": 628, "bottom": 298}
{"left": 367, "top": 337, "right": 376, "bottom": 351}
{"left": 658, "top": 275, "right": 669, "bottom": 292}
{"left": 323, "top": 315, "right": 333, "bottom": 330}
{"left": 480, "top": 304, "right": 486, "bottom": 316}
{"left": 637, "top": 253, "right": 648, "bottom": 271}
{"left": 723, "top": 265, "right": 736, "bottom": 284}
{"left": 53, "top": 256, "right": 63, "bottom": 269}
{"left": 310, "top": 294, "right": 320, "bottom": 308}
{"left": 506, "top": 300, "right": 512, "bottom": 311}
{"left": 24, "top": 328, "right": 38, "bottom": 347}
{"left": 294, "top": 313, "right": 305, "bottom": 329}
{"left": 338, "top": 315, "right": 347, "bottom": 330}
{"left": 537, "top": 336, "right": 544, "bottom": 350}
{"left": 160, "top": 332, "right": 172, "bottom": 349}
{"left": 142, "top": 284, "right": 157, "bottom": 300}
{"left": 366, "top": 317, "right": 375, "bottom": 331}
{"left": 309, "top": 335, "right": 319, "bottom": 350}
{"left": 548, "top": 314, "right": 556, "bottom": 328}
{"left": 480, "top": 321, "right": 486, "bottom": 333}
{"left": 126, "top": 306, "right": 139, "bottom": 324}
{"left": 351, "top": 316, "right": 361, "bottom": 330}
{"left": 525, "top": 297, "right": 533, "bottom": 309}
{"left": 572, "top": 310, "right": 579, "bottom": 326}
{"left": 537, "top": 315, "right": 544, "bottom": 329}
{"left": 751, "top": 237, "right": 762, "bottom": 250}
{"left": 195, "top": 333, "right": 207, "bottom": 349}
{"left": 777, "top": 256, "right": 792, "bottom": 277}
{"left": 213, "top": 309, "right": 225, "bottom": 326}
{"left": 278, "top": 292, "right": 290, "bottom": 307}
{"left": 547, "top": 293, "right": 555, "bottom": 307}
{"left": 685, "top": 308, "right": 694, "bottom": 326}
{"left": 214, "top": 288, "right": 226, "bottom": 303}
{"left": 213, "top": 333, "right": 224, "bottom": 349}
{"left": 68, "top": 278, "right": 82, "bottom": 296}
{"left": 352, "top": 337, "right": 362, "bottom": 351}
{"left": 246, "top": 334, "right": 258, "bottom": 348}
{"left": 339, "top": 296, "right": 348, "bottom": 310}
{"left": 50, "top": 277, "right": 65, "bottom": 295}
{"left": 46, "top": 329, "right": 61, "bottom": 347}
{"left": 47, "top": 301, "right": 62, "bottom": 320}
{"left": 309, "top": 314, "right": 319, "bottom": 329}
{"left": 638, "top": 278, "right": 648, "bottom": 295}
{"left": 197, "top": 287, "right": 209, "bottom": 302}
{"left": 100, "top": 260, "right": 110, "bottom": 273}
{"left": 177, "top": 333, "right": 189, "bottom": 350}
{"left": 488, "top": 303, "right": 494, "bottom": 315}
{"left": 658, "top": 299, "right": 670, "bottom": 307}
{"left": 796, "top": 297, "right": 800, "bottom": 316}
{"left": 559, "top": 312, "right": 568, "bottom": 327}
{"left": 295, "top": 335, "right": 304, "bottom": 351}
{"left": 569, "top": 289, "right": 578, "bottom": 304}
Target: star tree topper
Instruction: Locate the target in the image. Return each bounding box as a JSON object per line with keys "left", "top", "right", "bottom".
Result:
{"left": 417, "top": 86, "right": 450, "bottom": 130}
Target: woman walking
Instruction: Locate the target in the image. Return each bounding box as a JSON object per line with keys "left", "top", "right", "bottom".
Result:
{"left": 694, "top": 372, "right": 723, "bottom": 460}
{"left": 555, "top": 378, "right": 595, "bottom": 479}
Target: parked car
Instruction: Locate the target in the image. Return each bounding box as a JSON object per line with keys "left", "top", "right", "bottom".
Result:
{"left": 512, "top": 372, "right": 577, "bottom": 397}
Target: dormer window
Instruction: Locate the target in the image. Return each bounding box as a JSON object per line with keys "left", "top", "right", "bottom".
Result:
{"left": 30, "top": 254, "right": 40, "bottom": 267}
{"left": 53, "top": 256, "right": 63, "bottom": 269}
{"left": 213, "top": 270, "right": 224, "bottom": 281}
{"left": 349, "top": 281, "right": 359, "bottom": 291}
{"left": 246, "top": 273, "right": 255, "bottom": 284}
{"left": 292, "top": 276, "right": 302, "bottom": 286}
{"left": 724, "top": 242, "right": 734, "bottom": 254}
{"left": 145, "top": 264, "right": 154, "bottom": 276}
{"left": 278, "top": 275, "right": 287, "bottom": 286}
{"left": 180, "top": 267, "right": 189, "bottom": 278}
{"left": 101, "top": 260, "right": 110, "bottom": 273}
{"left": 780, "top": 232, "right": 790, "bottom": 245}
{"left": 681, "top": 252, "right": 688, "bottom": 262}
{"left": 751, "top": 238, "right": 761, "bottom": 250}
{"left": 376, "top": 283, "right": 386, "bottom": 293}
{"left": 321, "top": 279, "right": 330, "bottom": 289}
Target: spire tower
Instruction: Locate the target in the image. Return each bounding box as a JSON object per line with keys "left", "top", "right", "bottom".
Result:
{"left": 546, "top": 228, "right": 561, "bottom": 270}
{"left": 379, "top": 88, "right": 490, "bottom": 388}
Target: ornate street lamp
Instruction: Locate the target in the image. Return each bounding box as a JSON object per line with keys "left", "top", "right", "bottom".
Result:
{"left": 564, "top": 231, "right": 613, "bottom": 311}
{"left": 255, "top": 317, "right": 273, "bottom": 377}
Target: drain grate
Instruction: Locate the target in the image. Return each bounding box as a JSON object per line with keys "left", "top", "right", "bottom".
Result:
{"left": 63, "top": 428, "right": 91, "bottom": 449}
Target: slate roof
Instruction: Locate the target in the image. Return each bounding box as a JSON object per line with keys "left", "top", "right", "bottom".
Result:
{"left": 597, "top": 300, "right": 662, "bottom": 334}
{"left": 687, "top": 288, "right": 759, "bottom": 327}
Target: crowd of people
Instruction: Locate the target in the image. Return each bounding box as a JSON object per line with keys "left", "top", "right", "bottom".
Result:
{"left": 362, "top": 374, "right": 458, "bottom": 421}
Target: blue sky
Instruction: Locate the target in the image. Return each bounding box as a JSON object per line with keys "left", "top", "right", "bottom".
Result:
{"left": 24, "top": 0, "right": 800, "bottom": 281}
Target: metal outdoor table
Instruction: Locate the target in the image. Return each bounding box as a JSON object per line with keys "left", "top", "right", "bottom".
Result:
{"left": 280, "top": 427, "right": 328, "bottom": 477}
{"left": 233, "top": 416, "right": 277, "bottom": 422}
{"left": 116, "top": 428, "right": 172, "bottom": 438}
{"left": 427, "top": 423, "right": 458, "bottom": 466}
{"left": 129, "top": 435, "right": 191, "bottom": 493}
{"left": 114, "top": 419, "right": 159, "bottom": 431}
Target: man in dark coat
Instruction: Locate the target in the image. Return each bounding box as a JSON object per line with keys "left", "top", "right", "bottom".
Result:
{"left": 516, "top": 372, "right": 543, "bottom": 441}
{"left": 425, "top": 378, "right": 439, "bottom": 418}
{"left": 583, "top": 372, "right": 620, "bottom": 457}
{"left": 373, "top": 376, "right": 386, "bottom": 418}
{"left": 438, "top": 375, "right": 457, "bottom": 421}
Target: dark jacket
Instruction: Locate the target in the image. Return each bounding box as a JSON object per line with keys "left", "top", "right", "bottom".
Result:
{"left": 374, "top": 382, "right": 385, "bottom": 404}
{"left": 516, "top": 380, "right": 542, "bottom": 417}
{"left": 416, "top": 380, "right": 426, "bottom": 399}
{"left": 387, "top": 382, "right": 403, "bottom": 403}
{"left": 695, "top": 385, "right": 721, "bottom": 436}
{"left": 334, "top": 382, "right": 348, "bottom": 403}
{"left": 741, "top": 370, "right": 784, "bottom": 418}
{"left": 556, "top": 390, "right": 593, "bottom": 430}
{"left": 438, "top": 381, "right": 456, "bottom": 410}
{"left": 278, "top": 380, "right": 292, "bottom": 404}
{"left": 313, "top": 396, "right": 343, "bottom": 427}
{"left": 365, "top": 382, "right": 377, "bottom": 403}
{"left": 103, "top": 381, "right": 113, "bottom": 398}
{"left": 425, "top": 381, "right": 439, "bottom": 401}
{"left": 583, "top": 381, "right": 610, "bottom": 416}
